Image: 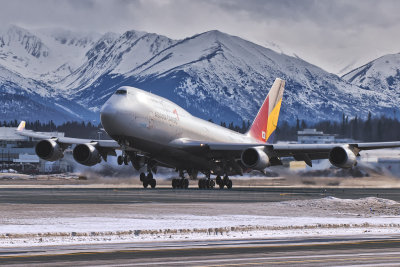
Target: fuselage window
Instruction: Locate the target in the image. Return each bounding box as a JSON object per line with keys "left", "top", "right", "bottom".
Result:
{"left": 115, "top": 89, "right": 127, "bottom": 95}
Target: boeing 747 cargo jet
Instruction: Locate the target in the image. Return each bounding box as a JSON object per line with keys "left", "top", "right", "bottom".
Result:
{"left": 16, "top": 78, "right": 400, "bottom": 189}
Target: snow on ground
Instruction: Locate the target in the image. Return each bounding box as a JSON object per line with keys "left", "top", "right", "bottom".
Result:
{"left": 1, "top": 197, "right": 400, "bottom": 247}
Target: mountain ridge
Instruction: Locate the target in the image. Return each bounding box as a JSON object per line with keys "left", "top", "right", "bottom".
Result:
{"left": 0, "top": 25, "right": 399, "bottom": 125}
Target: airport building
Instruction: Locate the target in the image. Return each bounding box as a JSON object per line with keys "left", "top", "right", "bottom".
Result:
{"left": 297, "top": 128, "right": 355, "bottom": 144}
{"left": 0, "top": 127, "right": 73, "bottom": 173}
{"left": 297, "top": 129, "right": 336, "bottom": 144}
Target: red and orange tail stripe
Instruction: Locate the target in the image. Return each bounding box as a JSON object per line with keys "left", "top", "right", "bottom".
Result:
{"left": 247, "top": 78, "right": 285, "bottom": 143}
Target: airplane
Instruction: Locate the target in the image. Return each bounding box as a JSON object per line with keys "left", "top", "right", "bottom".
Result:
{"left": 16, "top": 78, "right": 400, "bottom": 189}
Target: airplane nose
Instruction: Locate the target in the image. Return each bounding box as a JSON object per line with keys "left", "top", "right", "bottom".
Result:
{"left": 100, "top": 102, "right": 118, "bottom": 135}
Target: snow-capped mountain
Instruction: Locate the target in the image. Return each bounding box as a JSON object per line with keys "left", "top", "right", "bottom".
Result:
{"left": 343, "top": 53, "right": 400, "bottom": 93}
{"left": 0, "top": 25, "right": 101, "bottom": 84}
{"left": 0, "top": 25, "right": 399, "bottom": 125}
{"left": 0, "top": 64, "right": 94, "bottom": 123}
{"left": 65, "top": 30, "right": 396, "bottom": 124}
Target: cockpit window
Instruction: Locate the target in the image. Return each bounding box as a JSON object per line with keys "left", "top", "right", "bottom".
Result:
{"left": 115, "top": 89, "right": 127, "bottom": 95}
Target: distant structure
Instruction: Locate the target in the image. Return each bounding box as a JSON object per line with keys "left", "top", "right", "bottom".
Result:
{"left": 297, "top": 129, "right": 336, "bottom": 144}
{"left": 0, "top": 127, "right": 73, "bottom": 173}
{"left": 297, "top": 129, "right": 355, "bottom": 144}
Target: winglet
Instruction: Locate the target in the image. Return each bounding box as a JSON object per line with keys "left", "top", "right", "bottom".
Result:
{"left": 247, "top": 78, "right": 285, "bottom": 143}
{"left": 17, "top": 121, "right": 26, "bottom": 131}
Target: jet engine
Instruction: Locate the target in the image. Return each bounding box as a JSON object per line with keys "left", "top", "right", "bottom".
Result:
{"left": 35, "top": 139, "right": 64, "bottom": 161}
{"left": 329, "top": 146, "right": 357, "bottom": 168}
{"left": 241, "top": 147, "right": 270, "bottom": 170}
{"left": 73, "top": 144, "right": 101, "bottom": 166}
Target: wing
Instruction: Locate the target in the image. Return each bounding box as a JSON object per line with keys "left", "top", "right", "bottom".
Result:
{"left": 17, "top": 128, "right": 119, "bottom": 148}
{"left": 15, "top": 121, "right": 121, "bottom": 160}
{"left": 169, "top": 137, "right": 400, "bottom": 168}
{"left": 272, "top": 142, "right": 400, "bottom": 156}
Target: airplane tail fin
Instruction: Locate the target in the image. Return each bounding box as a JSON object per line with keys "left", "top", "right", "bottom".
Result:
{"left": 247, "top": 78, "right": 285, "bottom": 143}
{"left": 17, "top": 121, "right": 26, "bottom": 131}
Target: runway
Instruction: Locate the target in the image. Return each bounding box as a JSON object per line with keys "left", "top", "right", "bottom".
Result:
{"left": 0, "top": 187, "right": 399, "bottom": 204}
{"left": 1, "top": 187, "right": 400, "bottom": 266}
{"left": 2, "top": 236, "right": 400, "bottom": 266}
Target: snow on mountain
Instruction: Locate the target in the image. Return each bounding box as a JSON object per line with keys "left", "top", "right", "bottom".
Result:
{"left": 0, "top": 25, "right": 101, "bottom": 85}
{"left": 0, "top": 64, "right": 95, "bottom": 123}
{"left": 69, "top": 30, "right": 396, "bottom": 124}
{"left": 0, "top": 25, "right": 399, "bottom": 125}
{"left": 343, "top": 53, "right": 400, "bottom": 93}
{"left": 57, "top": 30, "right": 176, "bottom": 95}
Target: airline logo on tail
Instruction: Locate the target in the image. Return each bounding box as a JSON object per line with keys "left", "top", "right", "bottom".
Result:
{"left": 247, "top": 78, "right": 285, "bottom": 143}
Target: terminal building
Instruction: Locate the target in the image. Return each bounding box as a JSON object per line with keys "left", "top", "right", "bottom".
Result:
{"left": 297, "top": 129, "right": 355, "bottom": 144}
{"left": 297, "top": 129, "right": 335, "bottom": 144}
{"left": 0, "top": 127, "right": 73, "bottom": 174}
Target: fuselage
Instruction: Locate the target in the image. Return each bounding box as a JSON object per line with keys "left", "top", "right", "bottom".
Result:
{"left": 100, "top": 86, "right": 259, "bottom": 170}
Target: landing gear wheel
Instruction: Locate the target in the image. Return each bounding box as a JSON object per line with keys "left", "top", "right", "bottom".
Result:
{"left": 198, "top": 178, "right": 214, "bottom": 189}
{"left": 123, "top": 156, "right": 129, "bottom": 165}
{"left": 223, "top": 175, "right": 229, "bottom": 185}
{"left": 216, "top": 175, "right": 223, "bottom": 189}
{"left": 207, "top": 179, "right": 215, "bottom": 189}
{"left": 142, "top": 173, "right": 155, "bottom": 188}
{"left": 117, "top": 156, "right": 123, "bottom": 165}
{"left": 140, "top": 172, "right": 146, "bottom": 182}
{"left": 221, "top": 175, "right": 232, "bottom": 189}
{"left": 226, "top": 179, "right": 232, "bottom": 189}
{"left": 150, "top": 179, "right": 156, "bottom": 188}
{"left": 172, "top": 177, "right": 189, "bottom": 189}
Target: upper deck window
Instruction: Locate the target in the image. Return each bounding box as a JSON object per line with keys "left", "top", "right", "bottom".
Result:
{"left": 115, "top": 89, "right": 127, "bottom": 95}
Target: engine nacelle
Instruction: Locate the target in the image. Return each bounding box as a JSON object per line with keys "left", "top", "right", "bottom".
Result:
{"left": 241, "top": 147, "right": 270, "bottom": 170}
{"left": 329, "top": 146, "right": 357, "bottom": 168}
{"left": 35, "top": 139, "right": 64, "bottom": 161}
{"left": 73, "top": 144, "right": 101, "bottom": 166}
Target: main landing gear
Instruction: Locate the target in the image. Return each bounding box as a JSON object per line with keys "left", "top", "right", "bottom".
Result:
{"left": 140, "top": 172, "right": 156, "bottom": 188}
{"left": 198, "top": 173, "right": 215, "bottom": 189}
{"left": 198, "top": 175, "right": 232, "bottom": 189}
{"left": 117, "top": 154, "right": 129, "bottom": 165}
{"left": 216, "top": 175, "right": 232, "bottom": 189}
{"left": 172, "top": 170, "right": 189, "bottom": 189}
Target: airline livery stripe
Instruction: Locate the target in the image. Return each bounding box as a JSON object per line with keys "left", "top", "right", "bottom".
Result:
{"left": 265, "top": 98, "right": 282, "bottom": 142}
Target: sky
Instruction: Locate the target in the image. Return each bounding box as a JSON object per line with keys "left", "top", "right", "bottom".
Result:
{"left": 0, "top": 0, "right": 399, "bottom": 74}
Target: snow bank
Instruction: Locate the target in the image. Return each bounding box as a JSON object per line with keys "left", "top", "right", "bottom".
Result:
{"left": 1, "top": 197, "right": 400, "bottom": 247}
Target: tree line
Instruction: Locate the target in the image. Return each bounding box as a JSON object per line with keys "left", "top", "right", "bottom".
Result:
{"left": 220, "top": 113, "right": 400, "bottom": 142}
